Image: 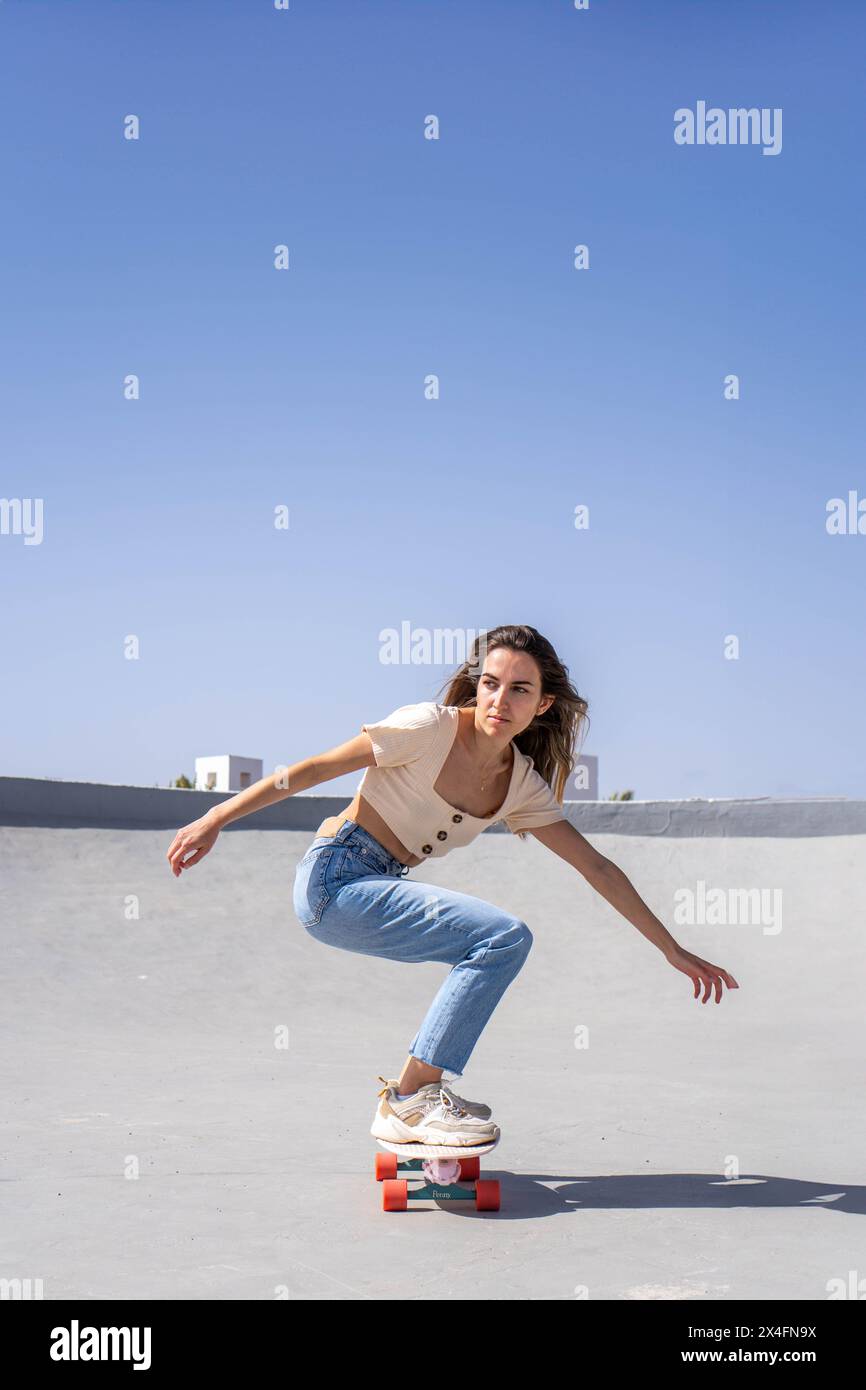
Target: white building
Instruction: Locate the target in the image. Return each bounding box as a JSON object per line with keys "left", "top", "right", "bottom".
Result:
{"left": 194, "top": 755, "right": 263, "bottom": 793}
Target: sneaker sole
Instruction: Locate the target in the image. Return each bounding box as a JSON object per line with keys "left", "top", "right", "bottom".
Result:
{"left": 371, "top": 1112, "right": 499, "bottom": 1146}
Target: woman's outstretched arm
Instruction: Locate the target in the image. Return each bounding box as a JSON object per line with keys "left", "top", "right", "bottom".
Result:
{"left": 166, "top": 733, "right": 376, "bottom": 877}
{"left": 528, "top": 819, "right": 739, "bottom": 1003}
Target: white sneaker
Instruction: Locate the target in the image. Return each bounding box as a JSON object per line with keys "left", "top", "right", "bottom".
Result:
{"left": 371, "top": 1081, "right": 499, "bottom": 1147}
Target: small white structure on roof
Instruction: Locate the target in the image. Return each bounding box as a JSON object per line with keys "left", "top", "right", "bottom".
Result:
{"left": 195, "top": 755, "right": 263, "bottom": 793}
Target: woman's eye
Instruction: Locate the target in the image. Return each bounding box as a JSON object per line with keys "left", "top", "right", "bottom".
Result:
{"left": 484, "top": 679, "right": 528, "bottom": 693}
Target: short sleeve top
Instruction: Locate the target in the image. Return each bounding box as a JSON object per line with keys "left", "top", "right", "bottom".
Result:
{"left": 357, "top": 701, "right": 567, "bottom": 860}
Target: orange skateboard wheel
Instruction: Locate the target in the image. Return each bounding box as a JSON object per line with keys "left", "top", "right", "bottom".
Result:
{"left": 375, "top": 1152, "right": 398, "bottom": 1181}
{"left": 382, "top": 1179, "right": 408, "bottom": 1212}
{"left": 475, "top": 1179, "right": 500, "bottom": 1211}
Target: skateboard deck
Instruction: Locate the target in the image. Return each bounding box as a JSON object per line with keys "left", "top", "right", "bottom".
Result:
{"left": 374, "top": 1134, "right": 501, "bottom": 1211}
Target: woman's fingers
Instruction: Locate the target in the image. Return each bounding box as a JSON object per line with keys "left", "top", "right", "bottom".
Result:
{"left": 697, "top": 966, "right": 733, "bottom": 1003}
{"left": 176, "top": 843, "right": 206, "bottom": 872}
{"left": 681, "top": 954, "right": 738, "bottom": 1003}
{"left": 692, "top": 972, "right": 715, "bottom": 1003}
{"left": 167, "top": 836, "right": 196, "bottom": 875}
{"left": 701, "top": 959, "right": 739, "bottom": 999}
{"left": 675, "top": 950, "right": 739, "bottom": 1006}
{"left": 167, "top": 819, "right": 219, "bottom": 875}
{"left": 166, "top": 835, "right": 186, "bottom": 873}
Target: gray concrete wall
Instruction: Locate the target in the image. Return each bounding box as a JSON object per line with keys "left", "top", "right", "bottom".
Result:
{"left": 0, "top": 776, "right": 863, "bottom": 836}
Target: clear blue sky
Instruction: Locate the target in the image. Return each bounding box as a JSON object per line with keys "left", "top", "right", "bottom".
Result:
{"left": 2, "top": 0, "right": 864, "bottom": 801}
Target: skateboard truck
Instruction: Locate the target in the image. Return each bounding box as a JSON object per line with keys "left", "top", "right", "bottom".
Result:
{"left": 421, "top": 1156, "right": 461, "bottom": 1184}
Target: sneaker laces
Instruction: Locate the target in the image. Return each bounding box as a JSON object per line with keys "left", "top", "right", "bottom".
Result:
{"left": 434, "top": 1087, "right": 469, "bottom": 1119}
{"left": 430, "top": 1083, "right": 475, "bottom": 1116}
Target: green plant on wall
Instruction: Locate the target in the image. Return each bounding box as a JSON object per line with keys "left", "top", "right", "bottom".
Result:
{"left": 172, "top": 774, "right": 194, "bottom": 789}
{"left": 608, "top": 790, "right": 634, "bottom": 801}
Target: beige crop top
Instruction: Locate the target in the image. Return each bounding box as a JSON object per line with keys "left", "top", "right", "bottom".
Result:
{"left": 357, "top": 701, "right": 567, "bottom": 860}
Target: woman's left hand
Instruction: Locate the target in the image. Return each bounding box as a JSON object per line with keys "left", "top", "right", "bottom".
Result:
{"left": 664, "top": 945, "right": 739, "bottom": 1003}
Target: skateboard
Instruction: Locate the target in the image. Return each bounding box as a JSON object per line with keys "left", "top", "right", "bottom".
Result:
{"left": 374, "top": 1135, "right": 501, "bottom": 1212}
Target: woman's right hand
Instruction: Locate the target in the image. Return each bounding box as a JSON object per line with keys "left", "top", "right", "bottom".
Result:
{"left": 166, "top": 813, "right": 221, "bottom": 877}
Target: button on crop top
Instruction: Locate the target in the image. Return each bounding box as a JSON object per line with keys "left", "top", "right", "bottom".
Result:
{"left": 357, "top": 701, "right": 568, "bottom": 860}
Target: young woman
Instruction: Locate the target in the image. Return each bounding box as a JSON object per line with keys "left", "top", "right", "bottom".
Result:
{"left": 167, "top": 624, "right": 738, "bottom": 1150}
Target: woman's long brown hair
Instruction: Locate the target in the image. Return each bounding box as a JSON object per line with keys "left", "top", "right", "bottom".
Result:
{"left": 436, "top": 625, "right": 589, "bottom": 839}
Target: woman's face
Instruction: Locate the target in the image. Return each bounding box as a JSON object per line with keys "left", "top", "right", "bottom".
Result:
{"left": 475, "top": 649, "right": 554, "bottom": 736}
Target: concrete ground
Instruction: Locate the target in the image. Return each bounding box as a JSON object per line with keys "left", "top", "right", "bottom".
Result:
{"left": 2, "top": 822, "right": 864, "bottom": 1300}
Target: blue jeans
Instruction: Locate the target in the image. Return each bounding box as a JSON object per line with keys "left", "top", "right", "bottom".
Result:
{"left": 292, "top": 819, "right": 533, "bottom": 1077}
